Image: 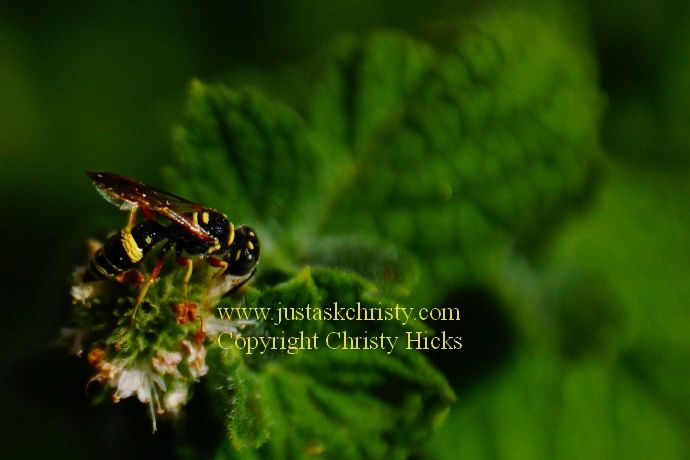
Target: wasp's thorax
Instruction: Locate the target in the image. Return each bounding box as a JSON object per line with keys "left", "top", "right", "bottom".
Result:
{"left": 169, "top": 210, "right": 231, "bottom": 256}
{"left": 224, "top": 225, "right": 260, "bottom": 276}
{"left": 198, "top": 211, "right": 230, "bottom": 243}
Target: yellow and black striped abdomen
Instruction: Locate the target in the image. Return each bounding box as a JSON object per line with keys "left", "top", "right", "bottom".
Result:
{"left": 85, "top": 220, "right": 167, "bottom": 281}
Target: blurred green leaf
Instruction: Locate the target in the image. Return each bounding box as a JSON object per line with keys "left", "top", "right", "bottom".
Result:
{"left": 660, "top": 14, "right": 690, "bottom": 163}
{"left": 311, "top": 13, "right": 605, "bottom": 297}
{"left": 422, "top": 160, "right": 690, "bottom": 460}
{"left": 550, "top": 164, "right": 690, "bottom": 422}
{"left": 427, "top": 348, "right": 690, "bottom": 460}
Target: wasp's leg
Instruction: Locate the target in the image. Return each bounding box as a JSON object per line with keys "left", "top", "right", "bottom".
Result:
{"left": 125, "top": 205, "right": 139, "bottom": 232}
{"left": 208, "top": 256, "right": 228, "bottom": 278}
{"left": 125, "top": 204, "right": 156, "bottom": 231}
{"left": 200, "top": 257, "right": 229, "bottom": 308}
{"left": 114, "top": 269, "right": 146, "bottom": 285}
{"left": 177, "top": 256, "right": 194, "bottom": 307}
{"left": 130, "top": 241, "right": 173, "bottom": 323}
{"left": 130, "top": 257, "right": 165, "bottom": 322}
{"left": 202, "top": 255, "right": 238, "bottom": 307}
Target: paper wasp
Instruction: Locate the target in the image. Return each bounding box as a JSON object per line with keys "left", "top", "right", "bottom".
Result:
{"left": 83, "top": 171, "right": 260, "bottom": 318}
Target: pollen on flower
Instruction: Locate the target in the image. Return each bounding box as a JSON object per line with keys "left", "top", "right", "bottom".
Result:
{"left": 175, "top": 302, "right": 197, "bottom": 324}
{"left": 87, "top": 347, "right": 106, "bottom": 366}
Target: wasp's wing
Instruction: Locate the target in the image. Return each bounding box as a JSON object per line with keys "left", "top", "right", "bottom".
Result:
{"left": 87, "top": 171, "right": 216, "bottom": 242}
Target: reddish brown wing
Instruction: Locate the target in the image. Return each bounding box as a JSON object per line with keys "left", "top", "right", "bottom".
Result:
{"left": 87, "top": 171, "right": 216, "bottom": 242}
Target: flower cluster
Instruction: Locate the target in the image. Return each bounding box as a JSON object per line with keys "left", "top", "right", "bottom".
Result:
{"left": 84, "top": 341, "right": 203, "bottom": 432}
{"left": 63, "top": 251, "right": 255, "bottom": 432}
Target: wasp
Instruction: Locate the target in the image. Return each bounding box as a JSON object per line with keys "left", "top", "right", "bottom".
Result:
{"left": 83, "top": 171, "right": 260, "bottom": 317}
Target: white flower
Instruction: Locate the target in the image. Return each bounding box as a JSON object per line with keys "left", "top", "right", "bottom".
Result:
{"left": 70, "top": 283, "right": 94, "bottom": 304}
{"left": 152, "top": 350, "right": 183, "bottom": 377}
{"left": 207, "top": 272, "right": 254, "bottom": 299}
{"left": 87, "top": 348, "right": 120, "bottom": 382}
{"left": 181, "top": 340, "right": 209, "bottom": 378}
{"left": 112, "top": 361, "right": 166, "bottom": 433}
{"left": 203, "top": 315, "right": 255, "bottom": 337}
{"left": 84, "top": 343, "right": 207, "bottom": 432}
{"left": 163, "top": 383, "right": 189, "bottom": 415}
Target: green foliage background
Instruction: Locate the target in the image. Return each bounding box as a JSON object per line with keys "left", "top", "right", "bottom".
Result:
{"left": 1, "top": 0, "right": 689, "bottom": 459}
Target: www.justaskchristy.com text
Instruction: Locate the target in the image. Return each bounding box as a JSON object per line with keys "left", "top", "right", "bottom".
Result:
{"left": 216, "top": 302, "right": 461, "bottom": 326}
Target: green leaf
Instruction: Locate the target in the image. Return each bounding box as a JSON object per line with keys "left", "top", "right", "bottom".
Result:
{"left": 309, "top": 32, "right": 436, "bottom": 161}
{"left": 162, "top": 11, "right": 609, "bottom": 459}
{"left": 211, "top": 267, "right": 454, "bottom": 460}
{"left": 311, "top": 13, "right": 604, "bottom": 297}
{"left": 299, "top": 234, "right": 420, "bottom": 298}
{"left": 167, "top": 81, "right": 326, "bottom": 238}
{"left": 168, "top": 12, "right": 604, "bottom": 304}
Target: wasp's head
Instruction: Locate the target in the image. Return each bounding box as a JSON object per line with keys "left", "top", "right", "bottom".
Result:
{"left": 225, "top": 225, "right": 260, "bottom": 276}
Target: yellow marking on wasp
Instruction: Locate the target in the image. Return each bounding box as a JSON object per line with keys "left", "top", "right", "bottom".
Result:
{"left": 207, "top": 238, "right": 221, "bottom": 254}
{"left": 121, "top": 230, "right": 143, "bottom": 262}
{"left": 227, "top": 222, "right": 235, "bottom": 246}
{"left": 192, "top": 212, "right": 199, "bottom": 227}
{"left": 201, "top": 212, "right": 210, "bottom": 224}
{"left": 96, "top": 262, "right": 111, "bottom": 277}
{"left": 247, "top": 241, "right": 254, "bottom": 250}
{"left": 248, "top": 231, "right": 255, "bottom": 237}
{"left": 235, "top": 250, "right": 242, "bottom": 261}
{"left": 145, "top": 236, "right": 153, "bottom": 245}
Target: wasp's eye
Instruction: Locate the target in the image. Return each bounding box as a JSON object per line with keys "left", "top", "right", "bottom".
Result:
{"left": 225, "top": 226, "right": 260, "bottom": 276}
